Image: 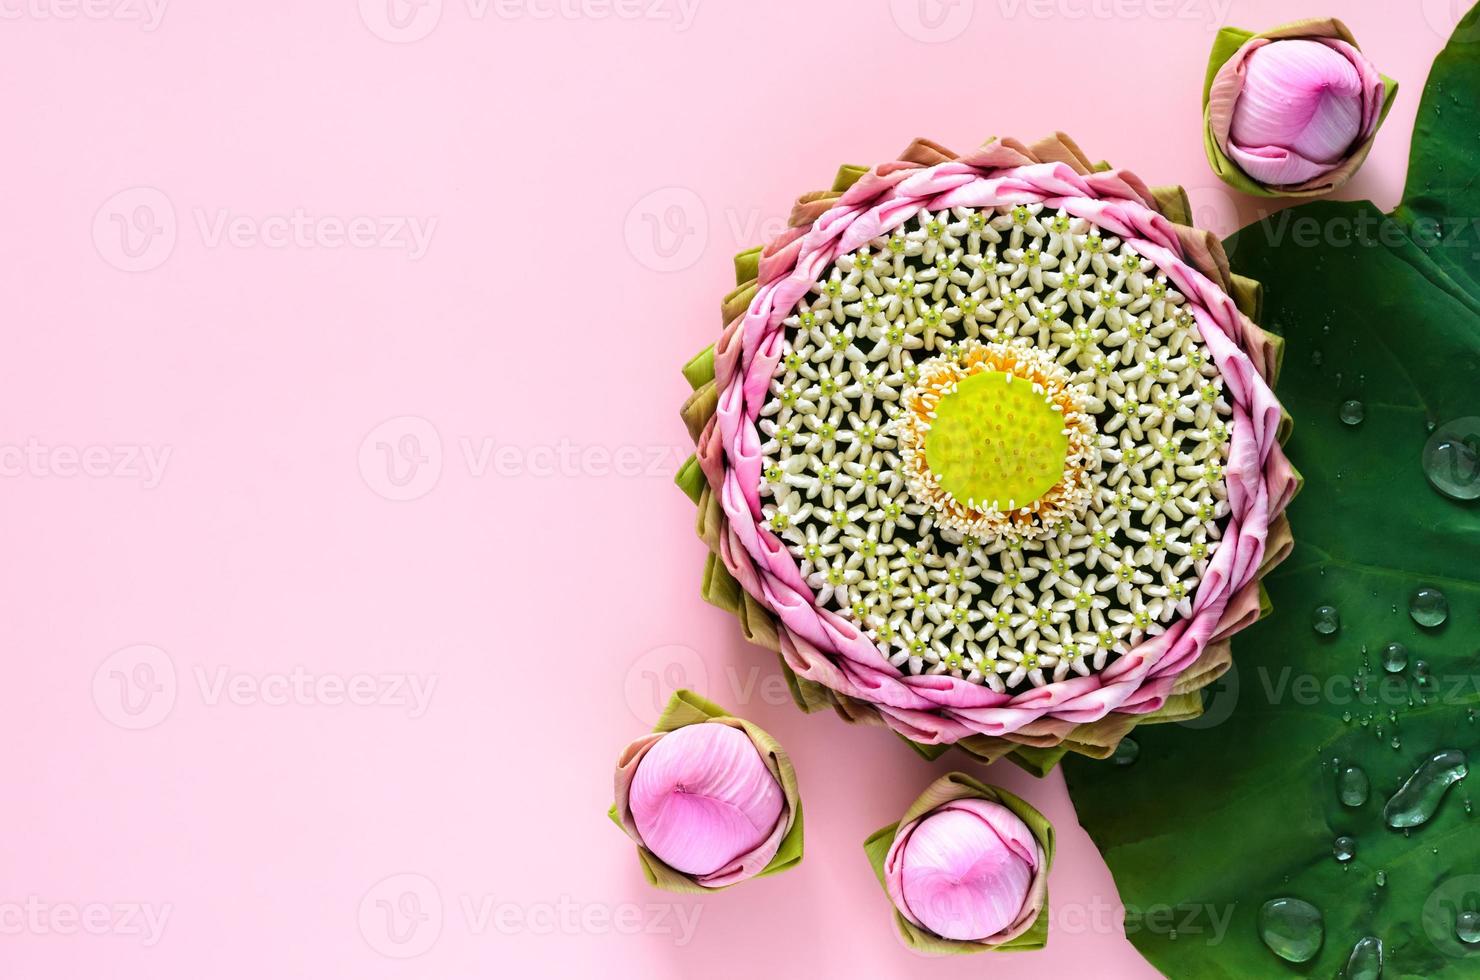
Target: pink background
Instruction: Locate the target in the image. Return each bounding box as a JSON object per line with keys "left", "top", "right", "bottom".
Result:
{"left": 0, "top": 1, "right": 1455, "bottom": 976}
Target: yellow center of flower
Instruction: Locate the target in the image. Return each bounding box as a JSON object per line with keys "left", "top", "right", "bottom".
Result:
{"left": 897, "top": 340, "right": 1099, "bottom": 540}
{"left": 924, "top": 370, "right": 1068, "bottom": 511}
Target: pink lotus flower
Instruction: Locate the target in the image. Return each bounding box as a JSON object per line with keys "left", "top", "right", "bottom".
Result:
{"left": 885, "top": 798, "right": 1046, "bottom": 943}
{"left": 1206, "top": 19, "right": 1392, "bottom": 195}
{"left": 865, "top": 773, "right": 1054, "bottom": 953}
{"left": 612, "top": 692, "right": 802, "bottom": 892}
{"left": 628, "top": 723, "right": 783, "bottom": 877}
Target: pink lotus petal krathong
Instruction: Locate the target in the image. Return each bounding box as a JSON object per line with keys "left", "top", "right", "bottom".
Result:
{"left": 628, "top": 723, "right": 785, "bottom": 878}
{"left": 884, "top": 799, "right": 1044, "bottom": 943}
{"left": 697, "top": 148, "right": 1295, "bottom": 747}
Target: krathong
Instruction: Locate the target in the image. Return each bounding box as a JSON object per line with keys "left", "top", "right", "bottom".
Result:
{"left": 611, "top": 690, "right": 803, "bottom": 892}
{"left": 676, "top": 134, "right": 1299, "bottom": 771}
{"left": 1203, "top": 17, "right": 1397, "bottom": 197}
{"left": 863, "top": 771, "right": 1054, "bottom": 953}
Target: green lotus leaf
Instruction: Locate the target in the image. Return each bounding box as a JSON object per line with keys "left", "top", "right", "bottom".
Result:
{"left": 1065, "top": 8, "right": 1480, "bottom": 978}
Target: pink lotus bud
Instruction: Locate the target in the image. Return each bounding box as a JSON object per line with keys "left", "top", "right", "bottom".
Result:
{"left": 884, "top": 799, "right": 1045, "bottom": 943}
{"left": 627, "top": 722, "right": 784, "bottom": 878}
{"left": 1207, "top": 22, "right": 1390, "bottom": 195}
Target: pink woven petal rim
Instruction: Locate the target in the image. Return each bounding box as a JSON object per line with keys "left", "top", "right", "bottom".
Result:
{"left": 709, "top": 158, "right": 1291, "bottom": 744}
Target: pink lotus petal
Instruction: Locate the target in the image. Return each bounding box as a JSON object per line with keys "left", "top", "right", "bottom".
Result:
{"left": 891, "top": 800, "right": 1038, "bottom": 941}
{"left": 1226, "top": 39, "right": 1377, "bottom": 186}
{"left": 629, "top": 724, "right": 783, "bottom": 877}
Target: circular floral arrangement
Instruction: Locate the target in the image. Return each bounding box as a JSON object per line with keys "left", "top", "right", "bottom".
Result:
{"left": 679, "top": 135, "right": 1298, "bottom": 761}
{"left": 757, "top": 203, "right": 1235, "bottom": 692}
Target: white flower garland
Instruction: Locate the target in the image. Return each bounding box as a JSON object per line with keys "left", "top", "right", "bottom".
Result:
{"left": 757, "top": 204, "right": 1233, "bottom": 691}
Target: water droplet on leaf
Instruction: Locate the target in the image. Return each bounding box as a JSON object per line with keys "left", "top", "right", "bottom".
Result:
{"left": 1344, "top": 936, "right": 1383, "bottom": 980}
{"left": 1458, "top": 910, "right": 1480, "bottom": 945}
{"left": 1339, "top": 766, "right": 1370, "bottom": 807}
{"left": 1422, "top": 418, "right": 1480, "bottom": 500}
{"left": 1333, "top": 836, "right": 1356, "bottom": 862}
{"left": 1382, "top": 642, "right": 1408, "bottom": 673}
{"left": 1258, "top": 898, "right": 1323, "bottom": 963}
{"left": 1383, "top": 749, "right": 1468, "bottom": 829}
{"left": 1340, "top": 400, "right": 1365, "bottom": 426}
{"left": 1112, "top": 737, "right": 1139, "bottom": 766}
{"left": 1312, "top": 605, "right": 1340, "bottom": 635}
{"left": 1409, "top": 587, "right": 1449, "bottom": 628}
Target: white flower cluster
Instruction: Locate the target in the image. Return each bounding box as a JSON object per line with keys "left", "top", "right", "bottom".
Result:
{"left": 756, "top": 204, "right": 1233, "bottom": 691}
